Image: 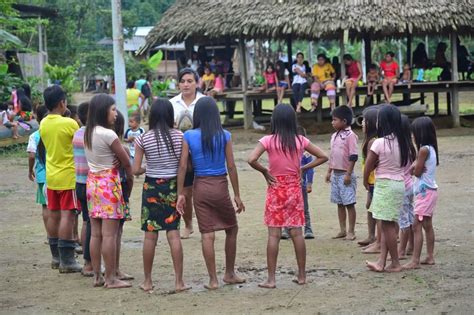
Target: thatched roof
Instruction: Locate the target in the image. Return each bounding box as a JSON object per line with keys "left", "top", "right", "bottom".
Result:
{"left": 139, "top": 0, "right": 474, "bottom": 54}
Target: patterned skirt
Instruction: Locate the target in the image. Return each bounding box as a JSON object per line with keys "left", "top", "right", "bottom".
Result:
{"left": 86, "top": 168, "right": 126, "bottom": 220}
{"left": 265, "top": 175, "right": 304, "bottom": 227}
{"left": 141, "top": 177, "right": 180, "bottom": 232}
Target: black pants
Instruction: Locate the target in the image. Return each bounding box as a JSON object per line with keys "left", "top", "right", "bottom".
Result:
{"left": 76, "top": 183, "right": 91, "bottom": 262}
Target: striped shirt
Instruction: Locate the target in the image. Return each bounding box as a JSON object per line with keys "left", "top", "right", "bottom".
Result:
{"left": 73, "top": 127, "right": 89, "bottom": 184}
{"left": 135, "top": 129, "right": 183, "bottom": 179}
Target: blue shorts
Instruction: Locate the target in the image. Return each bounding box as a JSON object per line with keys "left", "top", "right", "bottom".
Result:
{"left": 330, "top": 171, "right": 357, "bottom": 206}
{"left": 278, "top": 81, "right": 289, "bottom": 88}
{"left": 398, "top": 188, "right": 414, "bottom": 229}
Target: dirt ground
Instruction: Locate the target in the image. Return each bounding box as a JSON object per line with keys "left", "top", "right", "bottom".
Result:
{"left": 1, "top": 126, "right": 473, "bottom": 314}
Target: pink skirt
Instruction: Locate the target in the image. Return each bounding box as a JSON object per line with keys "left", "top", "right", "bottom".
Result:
{"left": 414, "top": 189, "right": 438, "bottom": 220}
{"left": 87, "top": 168, "right": 126, "bottom": 220}
{"left": 265, "top": 175, "right": 304, "bottom": 227}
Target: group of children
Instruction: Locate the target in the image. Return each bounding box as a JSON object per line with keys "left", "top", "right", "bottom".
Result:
{"left": 27, "top": 82, "right": 439, "bottom": 292}
{"left": 259, "top": 51, "right": 414, "bottom": 112}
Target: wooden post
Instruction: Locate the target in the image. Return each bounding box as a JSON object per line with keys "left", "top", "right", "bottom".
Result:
{"left": 239, "top": 39, "right": 252, "bottom": 129}
{"left": 450, "top": 32, "right": 460, "bottom": 127}
{"left": 287, "top": 36, "right": 293, "bottom": 65}
{"left": 339, "top": 32, "right": 346, "bottom": 105}
{"left": 364, "top": 33, "right": 372, "bottom": 74}
{"left": 406, "top": 31, "right": 412, "bottom": 66}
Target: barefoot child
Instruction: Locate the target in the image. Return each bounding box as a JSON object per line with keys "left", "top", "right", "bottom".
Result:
{"left": 282, "top": 126, "right": 316, "bottom": 240}
{"left": 133, "top": 98, "right": 190, "bottom": 293}
{"left": 40, "top": 85, "right": 81, "bottom": 273}
{"left": 326, "top": 106, "right": 358, "bottom": 241}
{"left": 177, "top": 96, "right": 245, "bottom": 290}
{"left": 366, "top": 64, "right": 379, "bottom": 100}
{"left": 124, "top": 114, "right": 145, "bottom": 160}
{"left": 364, "top": 105, "right": 411, "bottom": 272}
{"left": 276, "top": 60, "right": 290, "bottom": 104}
{"left": 358, "top": 106, "right": 378, "bottom": 248}
{"left": 27, "top": 105, "right": 49, "bottom": 237}
{"left": 84, "top": 94, "right": 134, "bottom": 288}
{"left": 398, "top": 115, "right": 417, "bottom": 259}
{"left": 73, "top": 102, "right": 94, "bottom": 276}
{"left": 248, "top": 104, "right": 328, "bottom": 288}
{"left": 403, "top": 117, "right": 439, "bottom": 269}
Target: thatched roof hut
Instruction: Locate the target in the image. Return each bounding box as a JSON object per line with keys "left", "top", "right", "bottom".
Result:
{"left": 139, "top": 0, "right": 474, "bottom": 53}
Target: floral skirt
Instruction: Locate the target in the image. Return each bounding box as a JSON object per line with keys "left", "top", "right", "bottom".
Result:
{"left": 141, "top": 177, "right": 180, "bottom": 232}
{"left": 86, "top": 168, "right": 125, "bottom": 220}
{"left": 265, "top": 175, "right": 304, "bottom": 227}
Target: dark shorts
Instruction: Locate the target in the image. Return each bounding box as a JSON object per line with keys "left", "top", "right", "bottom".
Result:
{"left": 141, "top": 177, "right": 180, "bottom": 232}
{"left": 47, "top": 188, "right": 78, "bottom": 211}
{"left": 76, "top": 183, "right": 89, "bottom": 222}
{"left": 268, "top": 83, "right": 276, "bottom": 89}
{"left": 184, "top": 171, "right": 194, "bottom": 187}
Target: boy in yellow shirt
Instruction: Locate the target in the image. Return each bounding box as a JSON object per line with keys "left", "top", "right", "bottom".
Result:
{"left": 40, "top": 85, "right": 81, "bottom": 273}
{"left": 311, "top": 54, "right": 337, "bottom": 111}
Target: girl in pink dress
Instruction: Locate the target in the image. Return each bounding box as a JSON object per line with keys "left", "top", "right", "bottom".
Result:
{"left": 248, "top": 104, "right": 328, "bottom": 288}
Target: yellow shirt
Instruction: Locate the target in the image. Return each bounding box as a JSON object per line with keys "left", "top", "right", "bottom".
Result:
{"left": 39, "top": 114, "right": 79, "bottom": 190}
{"left": 202, "top": 73, "right": 215, "bottom": 82}
{"left": 362, "top": 158, "right": 376, "bottom": 185}
{"left": 126, "top": 88, "right": 141, "bottom": 107}
{"left": 312, "top": 63, "right": 335, "bottom": 82}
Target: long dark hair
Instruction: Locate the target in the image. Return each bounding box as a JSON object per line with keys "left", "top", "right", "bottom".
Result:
{"left": 36, "top": 105, "right": 49, "bottom": 165}
{"left": 401, "top": 114, "right": 417, "bottom": 164}
{"left": 84, "top": 94, "right": 115, "bottom": 149}
{"left": 362, "top": 106, "right": 378, "bottom": 159}
{"left": 193, "top": 96, "right": 226, "bottom": 159}
{"left": 411, "top": 116, "right": 439, "bottom": 165}
{"left": 148, "top": 98, "right": 179, "bottom": 158}
{"left": 114, "top": 110, "right": 125, "bottom": 140}
{"left": 271, "top": 104, "right": 301, "bottom": 155}
{"left": 276, "top": 60, "right": 286, "bottom": 81}
{"left": 376, "top": 104, "right": 410, "bottom": 167}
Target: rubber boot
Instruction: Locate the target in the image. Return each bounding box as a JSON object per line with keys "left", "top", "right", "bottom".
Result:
{"left": 48, "top": 237, "right": 60, "bottom": 269}
{"left": 58, "top": 239, "right": 82, "bottom": 273}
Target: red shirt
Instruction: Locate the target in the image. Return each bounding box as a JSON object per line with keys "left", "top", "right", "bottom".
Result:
{"left": 264, "top": 71, "right": 277, "bottom": 85}
{"left": 346, "top": 61, "right": 361, "bottom": 79}
{"left": 380, "top": 61, "right": 399, "bottom": 78}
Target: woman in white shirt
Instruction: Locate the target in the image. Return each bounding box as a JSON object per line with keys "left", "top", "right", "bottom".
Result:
{"left": 292, "top": 52, "right": 308, "bottom": 113}
{"left": 169, "top": 68, "right": 204, "bottom": 239}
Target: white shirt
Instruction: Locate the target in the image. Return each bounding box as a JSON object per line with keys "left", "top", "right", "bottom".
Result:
{"left": 1, "top": 110, "right": 9, "bottom": 124}
{"left": 170, "top": 92, "right": 205, "bottom": 131}
{"left": 84, "top": 126, "right": 119, "bottom": 173}
{"left": 187, "top": 59, "right": 200, "bottom": 71}
{"left": 292, "top": 63, "right": 307, "bottom": 85}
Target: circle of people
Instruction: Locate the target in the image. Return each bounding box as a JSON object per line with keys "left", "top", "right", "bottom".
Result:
{"left": 27, "top": 67, "right": 439, "bottom": 292}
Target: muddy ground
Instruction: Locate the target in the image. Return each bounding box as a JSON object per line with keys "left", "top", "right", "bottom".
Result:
{"left": 0, "top": 126, "right": 473, "bottom": 314}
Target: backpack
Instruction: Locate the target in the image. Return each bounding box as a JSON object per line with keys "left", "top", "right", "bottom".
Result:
{"left": 177, "top": 110, "right": 193, "bottom": 132}
{"left": 141, "top": 82, "right": 151, "bottom": 98}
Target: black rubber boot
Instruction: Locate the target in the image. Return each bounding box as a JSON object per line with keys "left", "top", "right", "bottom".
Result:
{"left": 48, "top": 237, "right": 60, "bottom": 269}
{"left": 58, "top": 239, "right": 82, "bottom": 273}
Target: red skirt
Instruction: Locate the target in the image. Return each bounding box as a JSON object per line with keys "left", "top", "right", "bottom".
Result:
{"left": 264, "top": 175, "right": 304, "bottom": 227}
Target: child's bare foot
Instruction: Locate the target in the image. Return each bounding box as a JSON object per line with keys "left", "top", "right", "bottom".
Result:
{"left": 175, "top": 282, "right": 192, "bottom": 293}
{"left": 402, "top": 261, "right": 421, "bottom": 270}
{"left": 223, "top": 273, "right": 246, "bottom": 285}
{"left": 181, "top": 227, "right": 194, "bottom": 239}
{"left": 105, "top": 279, "right": 132, "bottom": 289}
{"left": 358, "top": 237, "right": 375, "bottom": 247}
{"left": 366, "top": 260, "right": 384, "bottom": 272}
{"left": 258, "top": 280, "right": 276, "bottom": 289}
{"left": 385, "top": 263, "right": 402, "bottom": 273}
{"left": 204, "top": 280, "right": 219, "bottom": 290}
{"left": 292, "top": 275, "right": 307, "bottom": 285}
{"left": 406, "top": 248, "right": 413, "bottom": 256}
{"left": 420, "top": 257, "right": 435, "bottom": 265}
{"left": 398, "top": 255, "right": 408, "bottom": 260}
{"left": 362, "top": 242, "right": 381, "bottom": 254}
{"left": 140, "top": 281, "right": 154, "bottom": 293}
{"left": 332, "top": 232, "right": 346, "bottom": 239}
{"left": 117, "top": 270, "right": 134, "bottom": 280}
{"left": 93, "top": 276, "right": 105, "bottom": 287}
{"left": 344, "top": 233, "right": 356, "bottom": 241}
